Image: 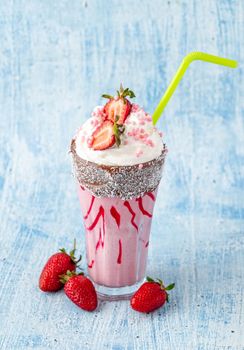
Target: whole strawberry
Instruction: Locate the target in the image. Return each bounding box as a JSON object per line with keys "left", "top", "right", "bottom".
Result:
{"left": 39, "top": 239, "right": 81, "bottom": 292}
{"left": 130, "top": 277, "right": 175, "bottom": 313}
{"left": 60, "top": 271, "right": 98, "bottom": 312}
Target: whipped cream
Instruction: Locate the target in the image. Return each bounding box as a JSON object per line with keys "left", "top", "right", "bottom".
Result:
{"left": 74, "top": 104, "right": 164, "bottom": 166}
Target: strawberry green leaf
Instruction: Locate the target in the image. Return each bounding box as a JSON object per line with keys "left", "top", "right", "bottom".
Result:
{"left": 113, "top": 117, "right": 125, "bottom": 148}
{"left": 165, "top": 283, "right": 175, "bottom": 291}
{"left": 146, "top": 276, "right": 155, "bottom": 283}
{"left": 102, "top": 94, "right": 114, "bottom": 99}
{"left": 122, "top": 88, "right": 136, "bottom": 99}
{"left": 128, "top": 90, "right": 136, "bottom": 98}
{"left": 59, "top": 248, "right": 67, "bottom": 254}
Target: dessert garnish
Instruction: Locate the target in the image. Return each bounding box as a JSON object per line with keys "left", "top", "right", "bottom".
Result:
{"left": 91, "top": 120, "right": 115, "bottom": 150}
{"left": 102, "top": 84, "right": 135, "bottom": 124}
{"left": 90, "top": 85, "right": 135, "bottom": 150}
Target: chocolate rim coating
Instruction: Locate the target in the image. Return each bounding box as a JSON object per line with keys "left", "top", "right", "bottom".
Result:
{"left": 70, "top": 139, "right": 167, "bottom": 200}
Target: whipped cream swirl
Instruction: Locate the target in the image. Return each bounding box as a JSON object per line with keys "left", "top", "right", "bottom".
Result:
{"left": 74, "top": 104, "right": 164, "bottom": 166}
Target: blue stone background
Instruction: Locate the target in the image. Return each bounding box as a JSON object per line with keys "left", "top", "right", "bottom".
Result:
{"left": 0, "top": 1, "right": 243, "bottom": 349}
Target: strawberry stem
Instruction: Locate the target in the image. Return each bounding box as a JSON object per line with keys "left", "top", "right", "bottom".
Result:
{"left": 102, "top": 85, "right": 136, "bottom": 101}
{"left": 59, "top": 270, "right": 84, "bottom": 284}
{"left": 113, "top": 116, "right": 126, "bottom": 147}
{"left": 146, "top": 276, "right": 175, "bottom": 301}
{"left": 59, "top": 239, "right": 82, "bottom": 267}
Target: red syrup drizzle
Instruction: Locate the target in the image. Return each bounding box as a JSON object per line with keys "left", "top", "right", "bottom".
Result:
{"left": 88, "top": 259, "right": 94, "bottom": 268}
{"left": 84, "top": 195, "right": 95, "bottom": 220}
{"left": 124, "top": 201, "right": 138, "bottom": 231}
{"left": 110, "top": 206, "right": 120, "bottom": 227}
{"left": 136, "top": 197, "right": 152, "bottom": 218}
{"left": 86, "top": 207, "right": 105, "bottom": 268}
{"left": 117, "top": 239, "right": 122, "bottom": 264}
{"left": 146, "top": 192, "right": 155, "bottom": 201}
{"left": 96, "top": 228, "right": 104, "bottom": 250}
{"left": 86, "top": 206, "right": 105, "bottom": 232}
{"left": 80, "top": 185, "right": 85, "bottom": 191}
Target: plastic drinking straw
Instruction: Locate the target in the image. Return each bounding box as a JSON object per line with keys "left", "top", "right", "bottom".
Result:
{"left": 152, "top": 51, "right": 238, "bottom": 125}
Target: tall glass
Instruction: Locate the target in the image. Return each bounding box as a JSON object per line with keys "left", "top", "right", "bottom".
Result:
{"left": 71, "top": 139, "right": 166, "bottom": 300}
{"left": 78, "top": 186, "right": 158, "bottom": 300}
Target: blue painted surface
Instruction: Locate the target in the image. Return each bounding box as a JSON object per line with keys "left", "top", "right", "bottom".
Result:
{"left": 0, "top": 1, "right": 243, "bottom": 349}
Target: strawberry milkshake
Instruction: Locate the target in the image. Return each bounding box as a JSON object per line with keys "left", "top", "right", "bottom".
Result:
{"left": 71, "top": 86, "right": 166, "bottom": 300}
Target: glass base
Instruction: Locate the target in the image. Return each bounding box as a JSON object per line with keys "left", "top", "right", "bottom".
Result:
{"left": 92, "top": 278, "right": 145, "bottom": 301}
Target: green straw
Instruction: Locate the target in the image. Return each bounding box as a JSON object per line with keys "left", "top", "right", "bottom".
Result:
{"left": 152, "top": 51, "right": 238, "bottom": 125}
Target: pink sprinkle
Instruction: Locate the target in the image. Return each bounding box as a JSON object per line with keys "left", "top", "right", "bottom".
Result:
{"left": 93, "top": 119, "right": 99, "bottom": 126}
{"left": 147, "top": 140, "right": 154, "bottom": 147}
{"left": 140, "top": 128, "right": 145, "bottom": 133}
{"left": 87, "top": 136, "right": 94, "bottom": 147}
{"left": 159, "top": 131, "right": 163, "bottom": 137}
{"left": 138, "top": 164, "right": 143, "bottom": 169}
{"left": 124, "top": 140, "right": 129, "bottom": 145}
{"left": 98, "top": 106, "right": 104, "bottom": 112}
{"left": 145, "top": 115, "right": 152, "bottom": 121}
{"left": 139, "top": 120, "right": 145, "bottom": 125}
{"left": 97, "top": 106, "right": 104, "bottom": 113}
{"left": 131, "top": 104, "right": 140, "bottom": 112}
{"left": 136, "top": 149, "right": 143, "bottom": 157}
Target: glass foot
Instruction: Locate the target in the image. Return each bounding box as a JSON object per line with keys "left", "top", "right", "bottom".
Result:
{"left": 92, "top": 279, "right": 145, "bottom": 301}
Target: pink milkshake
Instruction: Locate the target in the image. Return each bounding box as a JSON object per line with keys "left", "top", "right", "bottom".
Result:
{"left": 71, "top": 86, "right": 166, "bottom": 299}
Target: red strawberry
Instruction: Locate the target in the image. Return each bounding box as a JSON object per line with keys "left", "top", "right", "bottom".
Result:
{"left": 61, "top": 271, "right": 98, "bottom": 312}
{"left": 104, "top": 98, "right": 131, "bottom": 124}
{"left": 39, "top": 240, "right": 81, "bottom": 292}
{"left": 130, "top": 277, "right": 175, "bottom": 313}
{"left": 91, "top": 120, "right": 115, "bottom": 150}
{"left": 102, "top": 85, "right": 135, "bottom": 124}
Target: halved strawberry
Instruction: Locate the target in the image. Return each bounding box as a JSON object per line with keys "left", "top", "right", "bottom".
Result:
{"left": 91, "top": 120, "right": 115, "bottom": 150}
{"left": 104, "top": 98, "right": 131, "bottom": 124}
{"left": 102, "top": 85, "right": 135, "bottom": 124}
